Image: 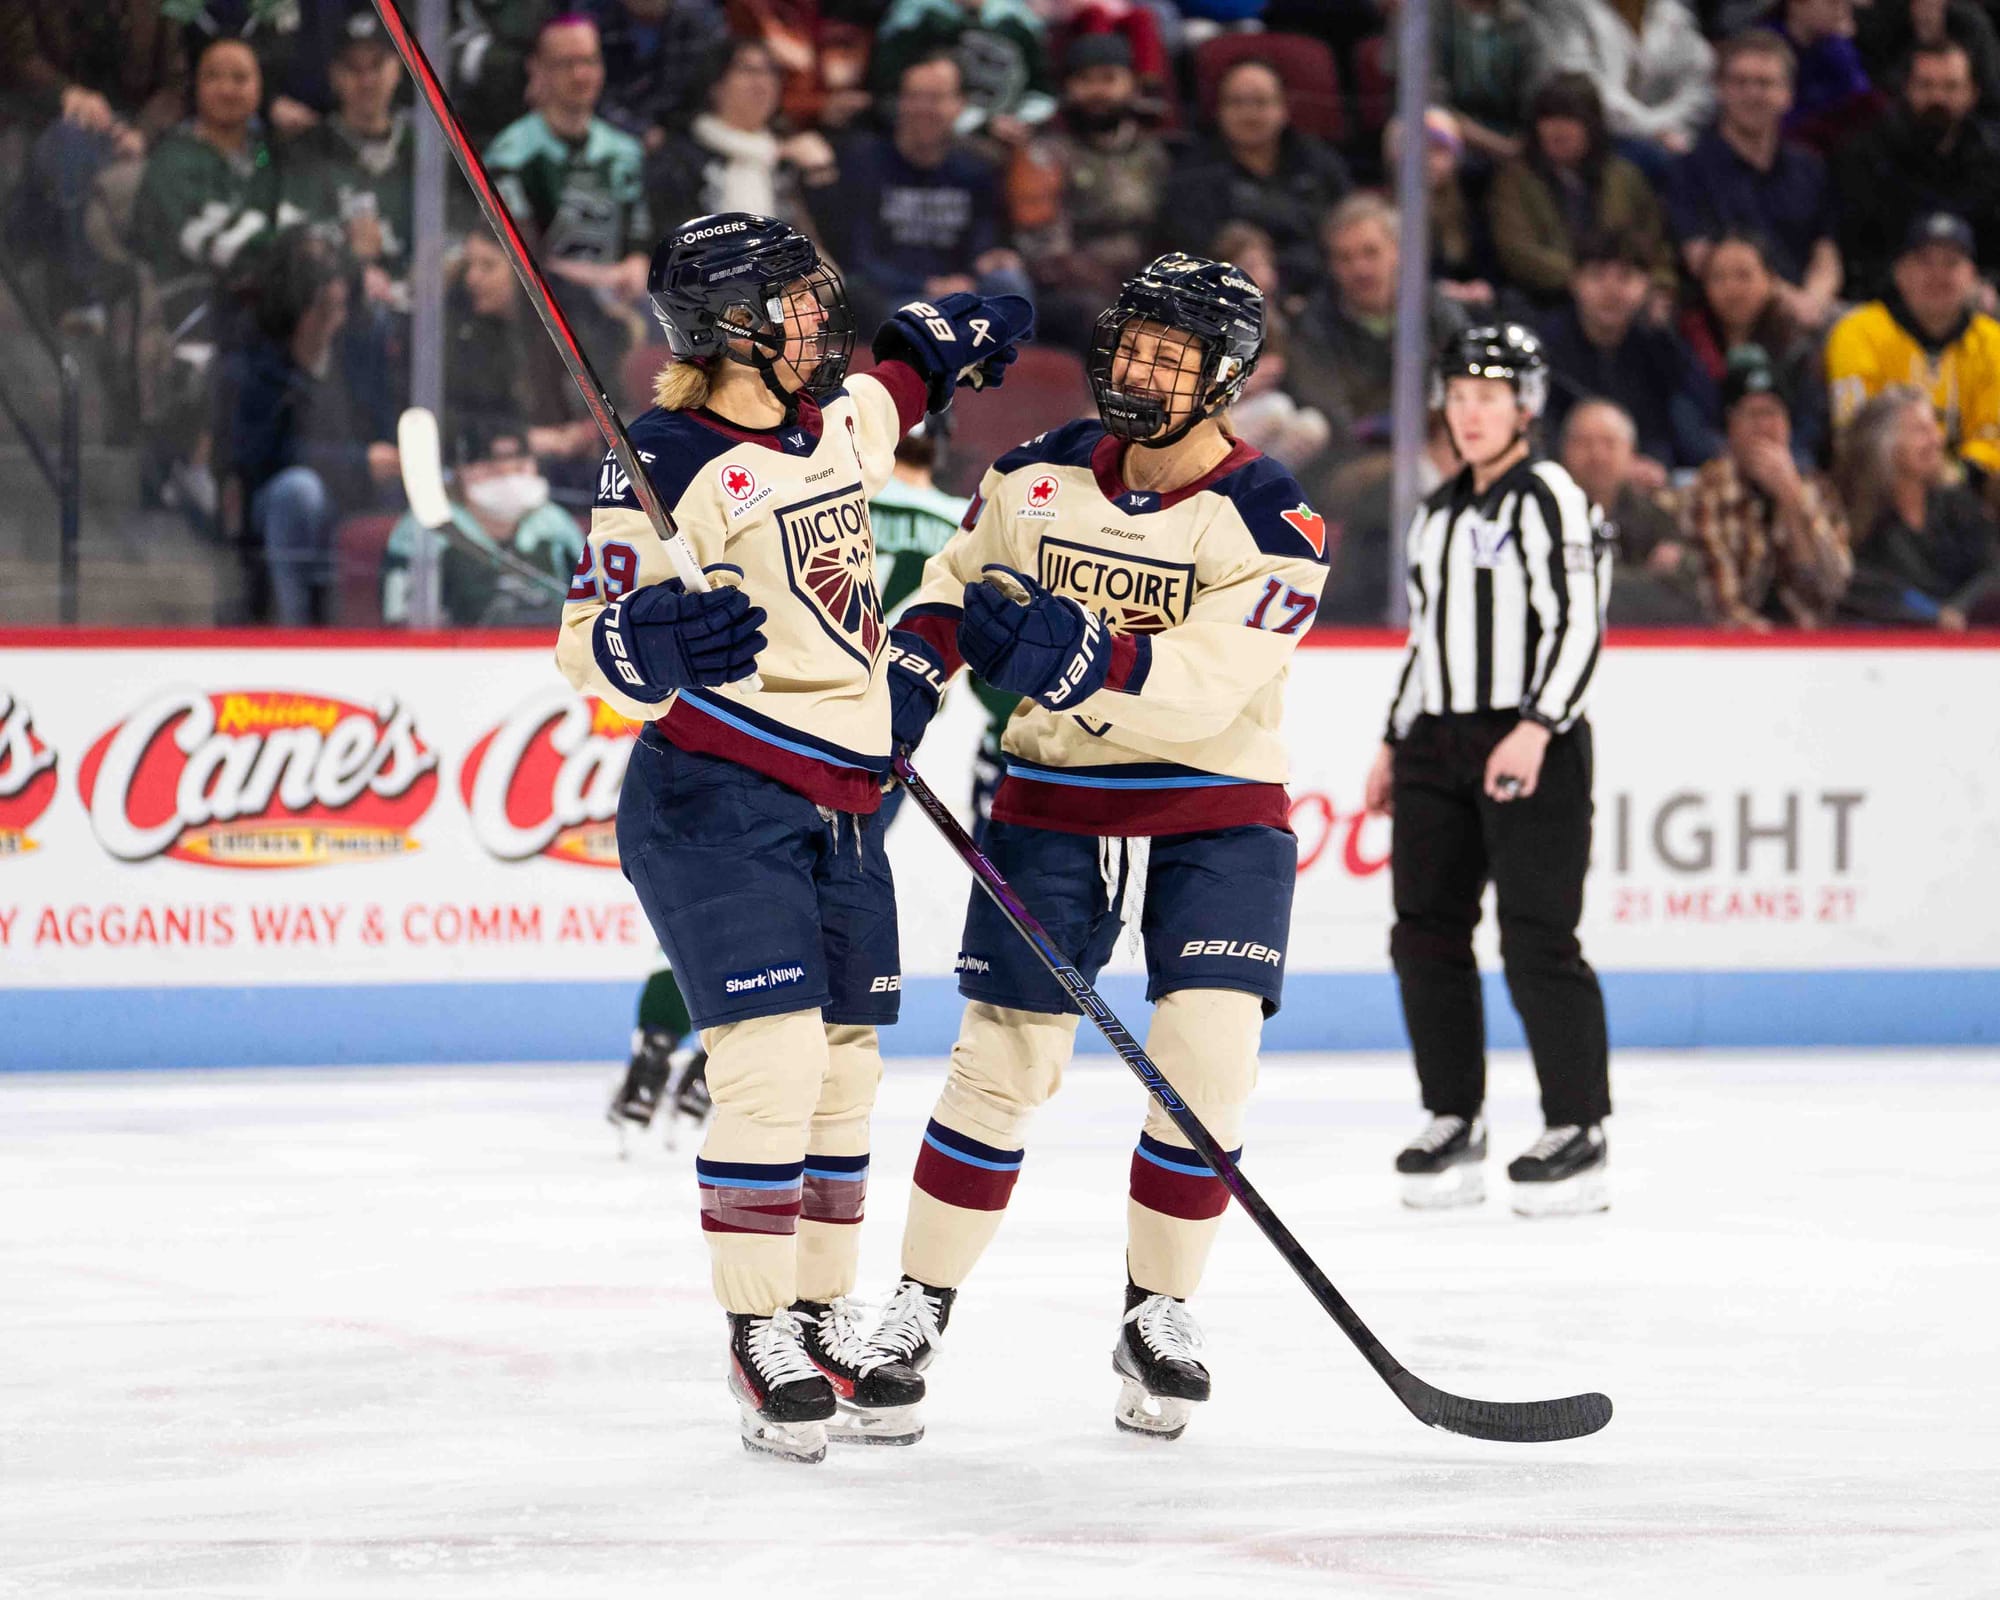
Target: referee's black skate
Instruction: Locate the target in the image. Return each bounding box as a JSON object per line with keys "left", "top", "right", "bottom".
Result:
{"left": 1112, "top": 1282, "right": 1209, "bottom": 1441}
{"left": 1396, "top": 1113, "right": 1487, "bottom": 1209}
{"left": 727, "top": 1308, "right": 836, "bottom": 1463}
{"left": 1508, "top": 1124, "right": 1608, "bottom": 1217}
{"left": 793, "top": 1296, "right": 927, "bottom": 1446}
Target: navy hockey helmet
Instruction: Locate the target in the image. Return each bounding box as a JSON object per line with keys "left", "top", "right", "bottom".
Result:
{"left": 1087, "top": 252, "right": 1266, "bottom": 446}
{"left": 1430, "top": 322, "right": 1549, "bottom": 419}
{"left": 647, "top": 212, "right": 855, "bottom": 400}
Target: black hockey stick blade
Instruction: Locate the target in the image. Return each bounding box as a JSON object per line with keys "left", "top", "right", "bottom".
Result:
{"left": 1389, "top": 1370, "right": 1613, "bottom": 1443}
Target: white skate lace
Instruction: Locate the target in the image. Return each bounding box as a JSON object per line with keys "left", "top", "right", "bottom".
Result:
{"left": 868, "top": 1278, "right": 944, "bottom": 1363}
{"left": 1408, "top": 1115, "right": 1469, "bottom": 1155}
{"left": 807, "top": 1296, "right": 901, "bottom": 1377}
{"left": 1125, "top": 1293, "right": 1204, "bottom": 1363}
{"left": 1520, "top": 1125, "right": 1582, "bottom": 1162}
{"left": 747, "top": 1308, "right": 822, "bottom": 1387}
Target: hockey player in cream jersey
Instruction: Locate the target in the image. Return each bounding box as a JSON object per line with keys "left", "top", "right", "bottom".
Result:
{"left": 862, "top": 254, "right": 1329, "bottom": 1441}
{"left": 556, "top": 212, "right": 1029, "bottom": 1462}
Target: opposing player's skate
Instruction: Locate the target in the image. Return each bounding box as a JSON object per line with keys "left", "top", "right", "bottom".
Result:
{"left": 1508, "top": 1124, "right": 1608, "bottom": 1217}
{"left": 1396, "top": 1113, "right": 1488, "bottom": 1208}
{"left": 793, "top": 1296, "right": 927, "bottom": 1445}
{"left": 1112, "top": 1283, "right": 1209, "bottom": 1441}
{"left": 727, "top": 1308, "right": 836, "bottom": 1463}
{"left": 605, "top": 1033, "right": 709, "bottom": 1155}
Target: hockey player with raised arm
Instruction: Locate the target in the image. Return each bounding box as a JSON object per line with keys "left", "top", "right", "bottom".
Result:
{"left": 556, "top": 212, "right": 1028, "bottom": 1463}
{"left": 860, "top": 254, "right": 1330, "bottom": 1442}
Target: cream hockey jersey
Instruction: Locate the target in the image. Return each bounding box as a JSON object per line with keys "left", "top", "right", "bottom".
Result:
{"left": 555, "top": 363, "right": 928, "bottom": 812}
{"left": 894, "top": 419, "right": 1330, "bottom": 837}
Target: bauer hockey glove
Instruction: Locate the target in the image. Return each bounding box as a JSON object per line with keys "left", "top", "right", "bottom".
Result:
{"left": 958, "top": 566, "right": 1111, "bottom": 712}
{"left": 872, "top": 293, "right": 1036, "bottom": 411}
{"left": 886, "top": 627, "right": 949, "bottom": 753}
{"left": 592, "top": 576, "right": 767, "bottom": 701}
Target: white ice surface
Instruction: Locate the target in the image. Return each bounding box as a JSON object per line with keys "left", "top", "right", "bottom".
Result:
{"left": 3, "top": 1051, "right": 1997, "bottom": 1599}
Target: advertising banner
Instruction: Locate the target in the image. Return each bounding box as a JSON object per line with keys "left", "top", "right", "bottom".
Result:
{"left": 2, "top": 632, "right": 1994, "bottom": 1068}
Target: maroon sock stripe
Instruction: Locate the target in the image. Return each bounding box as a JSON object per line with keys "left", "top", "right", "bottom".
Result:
{"left": 1129, "top": 1132, "right": 1239, "bottom": 1221}
{"left": 913, "top": 1119, "right": 1024, "bottom": 1212}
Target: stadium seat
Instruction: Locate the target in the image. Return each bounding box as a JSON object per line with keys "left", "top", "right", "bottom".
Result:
{"left": 926, "top": 344, "right": 1095, "bottom": 498}
{"left": 1349, "top": 33, "right": 1394, "bottom": 147}
{"left": 334, "top": 512, "right": 399, "bottom": 626}
{"left": 1193, "top": 33, "right": 1344, "bottom": 143}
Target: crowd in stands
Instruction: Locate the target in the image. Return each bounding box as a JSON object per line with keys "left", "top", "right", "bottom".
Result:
{"left": 3, "top": 0, "right": 1998, "bottom": 629}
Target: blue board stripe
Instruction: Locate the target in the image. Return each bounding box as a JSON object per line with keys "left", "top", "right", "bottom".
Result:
{"left": 3, "top": 969, "right": 1997, "bottom": 1071}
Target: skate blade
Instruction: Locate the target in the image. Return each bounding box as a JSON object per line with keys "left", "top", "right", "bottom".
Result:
{"left": 1510, "top": 1169, "right": 1609, "bottom": 1218}
{"left": 827, "top": 1398, "right": 924, "bottom": 1447}
{"left": 1401, "top": 1162, "right": 1486, "bottom": 1210}
{"left": 736, "top": 1403, "right": 828, "bottom": 1464}
{"left": 1113, "top": 1377, "right": 1194, "bottom": 1441}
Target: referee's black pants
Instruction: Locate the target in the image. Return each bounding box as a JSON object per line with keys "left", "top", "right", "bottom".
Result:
{"left": 1389, "top": 712, "right": 1610, "bottom": 1128}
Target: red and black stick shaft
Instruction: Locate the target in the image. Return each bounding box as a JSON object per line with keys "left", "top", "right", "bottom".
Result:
{"left": 367, "top": 0, "right": 707, "bottom": 591}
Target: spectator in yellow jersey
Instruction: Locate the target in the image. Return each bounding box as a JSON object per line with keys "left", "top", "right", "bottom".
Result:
{"left": 1826, "top": 211, "right": 2000, "bottom": 478}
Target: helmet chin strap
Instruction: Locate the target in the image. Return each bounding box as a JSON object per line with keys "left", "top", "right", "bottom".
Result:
{"left": 723, "top": 327, "right": 803, "bottom": 416}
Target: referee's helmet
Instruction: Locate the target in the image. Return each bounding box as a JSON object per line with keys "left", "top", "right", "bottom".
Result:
{"left": 1431, "top": 323, "right": 1549, "bottom": 419}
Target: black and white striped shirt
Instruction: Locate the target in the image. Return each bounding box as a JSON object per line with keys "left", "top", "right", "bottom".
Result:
{"left": 1386, "top": 455, "right": 1610, "bottom": 741}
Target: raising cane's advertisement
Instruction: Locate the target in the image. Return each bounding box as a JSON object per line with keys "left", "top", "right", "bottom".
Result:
{"left": 1, "top": 636, "right": 1997, "bottom": 1054}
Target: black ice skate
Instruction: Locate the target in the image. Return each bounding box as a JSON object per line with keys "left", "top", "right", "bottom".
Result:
{"left": 863, "top": 1276, "right": 955, "bottom": 1377}
{"left": 1396, "top": 1113, "right": 1488, "bottom": 1209}
{"left": 1112, "top": 1282, "right": 1209, "bottom": 1441}
{"left": 1507, "top": 1125, "right": 1608, "bottom": 1217}
{"left": 727, "top": 1308, "right": 836, "bottom": 1463}
{"left": 605, "top": 1034, "right": 709, "bottom": 1155}
{"left": 793, "top": 1296, "right": 927, "bottom": 1446}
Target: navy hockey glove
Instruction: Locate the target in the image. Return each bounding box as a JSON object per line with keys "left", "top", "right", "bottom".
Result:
{"left": 872, "top": 293, "right": 1036, "bottom": 411}
{"left": 957, "top": 566, "right": 1110, "bottom": 712}
{"left": 592, "top": 576, "right": 766, "bottom": 701}
{"left": 886, "top": 627, "right": 948, "bottom": 753}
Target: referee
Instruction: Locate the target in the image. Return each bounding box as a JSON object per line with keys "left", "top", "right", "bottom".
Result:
{"left": 1361, "top": 324, "right": 1612, "bottom": 1218}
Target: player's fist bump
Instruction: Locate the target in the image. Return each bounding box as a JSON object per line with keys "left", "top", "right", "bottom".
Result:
{"left": 872, "top": 293, "right": 1036, "bottom": 411}
{"left": 592, "top": 573, "right": 766, "bottom": 700}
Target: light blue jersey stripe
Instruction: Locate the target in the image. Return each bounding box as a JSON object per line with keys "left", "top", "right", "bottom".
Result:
{"left": 922, "top": 1131, "right": 1022, "bottom": 1172}
{"left": 1007, "top": 763, "right": 1250, "bottom": 791}
{"left": 679, "top": 693, "right": 886, "bottom": 773}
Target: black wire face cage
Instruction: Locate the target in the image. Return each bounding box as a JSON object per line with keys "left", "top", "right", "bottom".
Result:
{"left": 721, "top": 260, "right": 855, "bottom": 400}
{"left": 1087, "top": 310, "right": 1233, "bottom": 445}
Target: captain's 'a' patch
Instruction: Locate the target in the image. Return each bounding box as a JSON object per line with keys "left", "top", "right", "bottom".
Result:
{"left": 778, "top": 482, "right": 885, "bottom": 665}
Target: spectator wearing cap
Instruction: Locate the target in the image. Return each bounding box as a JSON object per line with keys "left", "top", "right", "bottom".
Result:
{"left": 1834, "top": 385, "right": 2000, "bottom": 626}
{"left": 1834, "top": 38, "right": 2000, "bottom": 297}
{"left": 1668, "top": 32, "right": 1841, "bottom": 329}
{"left": 1680, "top": 231, "right": 1828, "bottom": 466}
{"left": 1007, "top": 31, "right": 1172, "bottom": 351}
{"left": 282, "top": 10, "right": 414, "bottom": 307}
{"left": 1761, "top": 0, "right": 1884, "bottom": 152}
{"left": 585, "top": 0, "right": 727, "bottom": 150}
{"left": 822, "top": 51, "right": 1030, "bottom": 334}
{"left": 1560, "top": 398, "right": 1709, "bottom": 623}
{"left": 867, "top": 0, "right": 1057, "bottom": 145}
{"left": 1826, "top": 211, "right": 2000, "bottom": 479}
{"left": 644, "top": 36, "right": 838, "bottom": 243}
{"left": 1165, "top": 57, "right": 1354, "bottom": 297}
{"left": 1685, "top": 349, "right": 1854, "bottom": 629}
{"left": 1487, "top": 73, "right": 1675, "bottom": 310}
{"left": 484, "top": 16, "right": 653, "bottom": 369}
{"left": 1287, "top": 194, "right": 1471, "bottom": 461}
{"left": 1530, "top": 0, "right": 1714, "bottom": 175}
{"left": 1540, "top": 229, "right": 1719, "bottom": 471}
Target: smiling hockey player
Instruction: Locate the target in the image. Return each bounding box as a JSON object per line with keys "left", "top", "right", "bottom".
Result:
{"left": 861, "top": 253, "right": 1329, "bottom": 1441}
{"left": 556, "top": 212, "right": 1028, "bottom": 1463}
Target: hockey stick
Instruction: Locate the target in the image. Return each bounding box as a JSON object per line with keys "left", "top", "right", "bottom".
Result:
{"left": 891, "top": 756, "right": 1613, "bottom": 1445}
{"left": 395, "top": 406, "right": 572, "bottom": 605}
{"left": 369, "top": 0, "right": 708, "bottom": 599}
